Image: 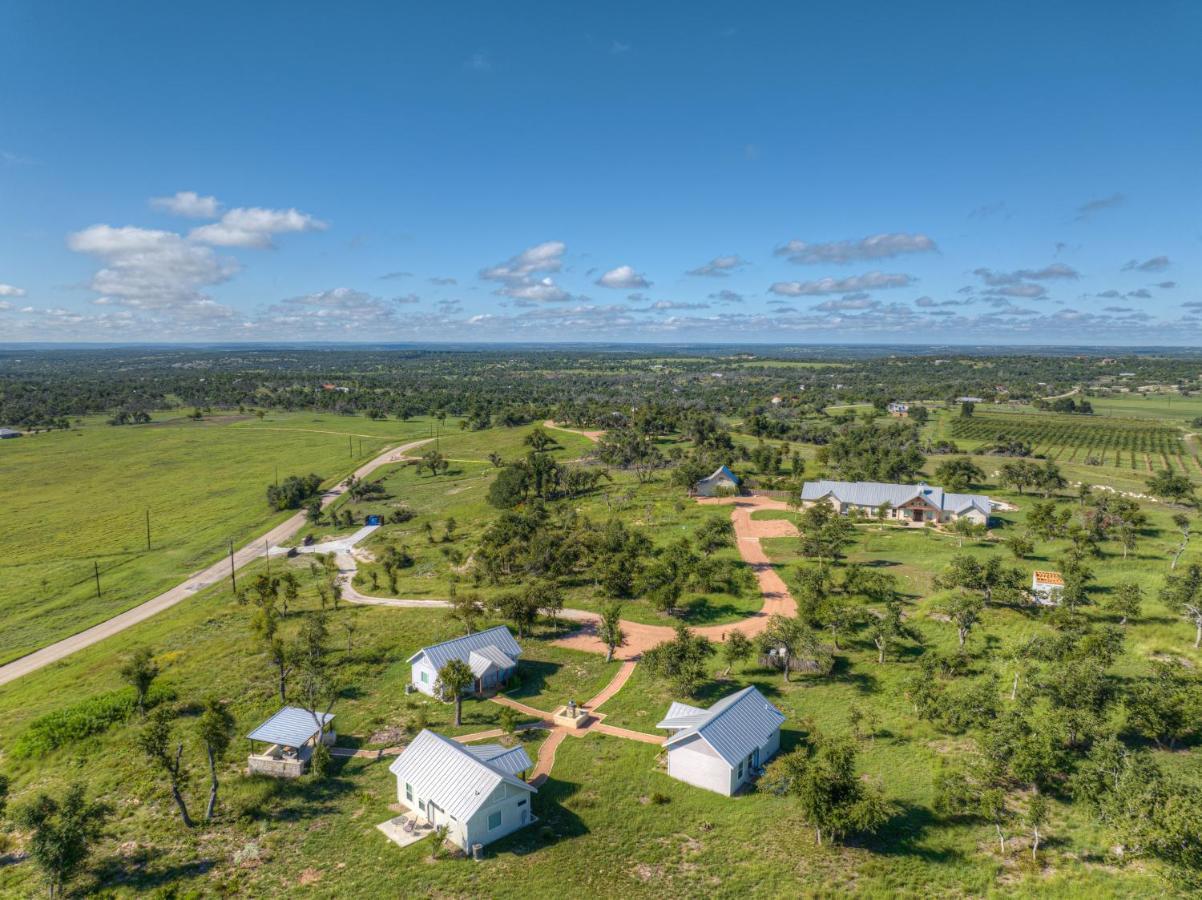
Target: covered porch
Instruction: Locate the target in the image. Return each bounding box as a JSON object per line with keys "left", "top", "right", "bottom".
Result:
{"left": 246, "top": 706, "right": 336, "bottom": 778}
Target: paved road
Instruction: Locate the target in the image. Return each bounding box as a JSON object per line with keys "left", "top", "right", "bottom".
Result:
{"left": 0, "top": 438, "right": 432, "bottom": 688}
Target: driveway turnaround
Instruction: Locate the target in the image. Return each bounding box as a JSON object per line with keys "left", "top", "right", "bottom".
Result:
{"left": 0, "top": 438, "right": 432, "bottom": 688}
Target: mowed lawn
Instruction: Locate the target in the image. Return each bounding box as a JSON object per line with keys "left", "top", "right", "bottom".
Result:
{"left": 0, "top": 412, "right": 434, "bottom": 664}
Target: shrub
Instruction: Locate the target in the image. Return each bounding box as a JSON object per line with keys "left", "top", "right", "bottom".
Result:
{"left": 650, "top": 792, "right": 670, "bottom": 805}
{"left": 10, "top": 684, "right": 176, "bottom": 758}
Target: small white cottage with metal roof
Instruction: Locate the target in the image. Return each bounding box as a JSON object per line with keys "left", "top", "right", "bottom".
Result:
{"left": 408, "top": 625, "right": 522, "bottom": 698}
{"left": 388, "top": 729, "right": 537, "bottom": 850}
{"left": 656, "top": 686, "right": 785, "bottom": 796}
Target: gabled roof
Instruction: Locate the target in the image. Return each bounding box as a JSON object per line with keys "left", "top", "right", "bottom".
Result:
{"left": 699, "top": 465, "right": 739, "bottom": 485}
{"left": 800, "top": 480, "right": 991, "bottom": 515}
{"left": 247, "top": 706, "right": 335, "bottom": 747}
{"left": 1032, "top": 570, "right": 1065, "bottom": 586}
{"left": 466, "top": 743, "right": 534, "bottom": 776}
{"left": 468, "top": 646, "right": 516, "bottom": 677}
{"left": 659, "top": 686, "right": 785, "bottom": 767}
{"left": 388, "top": 730, "right": 536, "bottom": 820}
{"left": 407, "top": 625, "right": 522, "bottom": 672}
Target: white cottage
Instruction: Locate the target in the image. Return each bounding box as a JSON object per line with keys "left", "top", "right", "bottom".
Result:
{"left": 408, "top": 626, "right": 522, "bottom": 698}
{"left": 1030, "top": 570, "right": 1065, "bottom": 606}
{"left": 388, "top": 730, "right": 537, "bottom": 850}
{"left": 693, "top": 465, "right": 740, "bottom": 497}
{"left": 656, "top": 686, "right": 785, "bottom": 796}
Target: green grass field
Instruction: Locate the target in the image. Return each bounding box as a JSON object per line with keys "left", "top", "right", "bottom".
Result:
{"left": 2, "top": 411, "right": 1200, "bottom": 896}
{"left": 0, "top": 412, "right": 435, "bottom": 664}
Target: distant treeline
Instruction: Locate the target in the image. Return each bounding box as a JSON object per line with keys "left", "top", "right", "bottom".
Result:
{"left": 1, "top": 346, "right": 1199, "bottom": 429}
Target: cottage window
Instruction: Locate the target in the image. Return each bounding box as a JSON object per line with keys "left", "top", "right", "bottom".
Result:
{"left": 405, "top": 783, "right": 413, "bottom": 802}
{"left": 737, "top": 760, "right": 744, "bottom": 779}
{"left": 420, "top": 670, "right": 429, "bottom": 684}
{"left": 488, "top": 811, "right": 502, "bottom": 831}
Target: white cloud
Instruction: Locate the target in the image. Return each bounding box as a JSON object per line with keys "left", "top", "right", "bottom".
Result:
{"left": 1074, "top": 193, "right": 1125, "bottom": 221}
{"left": 709, "top": 289, "right": 744, "bottom": 304}
{"left": 256, "top": 288, "right": 404, "bottom": 335}
{"left": 815, "top": 296, "right": 880, "bottom": 312}
{"left": 503, "top": 277, "right": 572, "bottom": 303}
{"left": 190, "top": 207, "right": 327, "bottom": 248}
{"left": 150, "top": 191, "right": 221, "bottom": 219}
{"left": 774, "top": 233, "right": 936, "bottom": 265}
{"left": 0, "top": 283, "right": 26, "bottom": 297}
{"left": 769, "top": 271, "right": 915, "bottom": 296}
{"left": 67, "top": 224, "right": 239, "bottom": 313}
{"left": 596, "top": 265, "right": 651, "bottom": 289}
{"left": 688, "top": 255, "right": 746, "bottom": 277}
{"left": 481, "top": 241, "right": 566, "bottom": 283}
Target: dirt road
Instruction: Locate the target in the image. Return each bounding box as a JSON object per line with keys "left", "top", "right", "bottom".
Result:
{"left": 0, "top": 438, "right": 433, "bottom": 688}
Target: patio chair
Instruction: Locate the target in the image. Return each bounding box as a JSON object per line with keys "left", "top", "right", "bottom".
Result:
{"left": 402, "top": 817, "right": 416, "bottom": 834}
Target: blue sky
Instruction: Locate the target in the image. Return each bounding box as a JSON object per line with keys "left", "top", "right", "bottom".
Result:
{"left": 1, "top": 1, "right": 1199, "bottom": 344}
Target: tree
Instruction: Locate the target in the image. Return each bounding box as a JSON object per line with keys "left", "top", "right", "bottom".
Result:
{"left": 1106, "top": 582, "right": 1143, "bottom": 626}
{"left": 638, "top": 538, "right": 698, "bottom": 616}
{"left": 419, "top": 449, "right": 449, "bottom": 477}
{"left": 1147, "top": 469, "right": 1196, "bottom": 505}
{"left": 1171, "top": 513, "right": 1192, "bottom": 570}
{"left": 1004, "top": 531, "right": 1035, "bottom": 560}
{"left": 870, "top": 600, "right": 916, "bottom": 664}
{"left": 934, "top": 458, "right": 985, "bottom": 492}
{"left": 524, "top": 426, "right": 555, "bottom": 453}
{"left": 14, "top": 784, "right": 109, "bottom": 899}
{"left": 1124, "top": 660, "right": 1201, "bottom": 749}
{"left": 936, "top": 554, "right": 1023, "bottom": 606}
{"left": 722, "top": 630, "right": 754, "bottom": 675}
{"left": 266, "top": 473, "right": 323, "bottom": 510}
{"left": 448, "top": 592, "right": 483, "bottom": 634}
{"left": 761, "top": 733, "right": 891, "bottom": 846}
{"left": 960, "top": 400, "right": 975, "bottom": 418}
{"left": 695, "top": 516, "right": 735, "bottom": 556}
{"left": 759, "top": 614, "right": 828, "bottom": 682}
{"left": 942, "top": 593, "right": 983, "bottom": 648}
{"left": 197, "top": 697, "right": 235, "bottom": 821}
{"left": 1024, "top": 791, "right": 1050, "bottom": 862}
{"left": 487, "top": 463, "right": 531, "bottom": 509}
{"left": 492, "top": 590, "right": 541, "bottom": 638}
{"left": 1000, "top": 460, "right": 1041, "bottom": 495}
{"left": 437, "top": 658, "right": 474, "bottom": 726}
{"left": 137, "top": 706, "right": 194, "bottom": 828}
{"left": 641, "top": 624, "right": 715, "bottom": 697}
{"left": 119, "top": 646, "right": 158, "bottom": 718}
{"left": 1034, "top": 460, "right": 1067, "bottom": 498}
{"left": 598, "top": 602, "right": 626, "bottom": 662}
{"left": 1160, "top": 563, "right": 1202, "bottom": 648}
{"left": 799, "top": 503, "right": 856, "bottom": 564}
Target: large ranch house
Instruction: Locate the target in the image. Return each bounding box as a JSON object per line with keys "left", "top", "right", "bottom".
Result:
{"left": 800, "top": 480, "right": 993, "bottom": 526}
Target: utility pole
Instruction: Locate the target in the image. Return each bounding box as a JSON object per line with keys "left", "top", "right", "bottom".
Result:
{"left": 228, "top": 540, "right": 237, "bottom": 593}
{"left": 265, "top": 539, "right": 270, "bottom": 575}
{"left": 275, "top": 463, "right": 279, "bottom": 486}
{"left": 145, "top": 508, "right": 151, "bottom": 551}
{"left": 348, "top": 435, "right": 353, "bottom": 459}
{"left": 93, "top": 561, "right": 101, "bottom": 599}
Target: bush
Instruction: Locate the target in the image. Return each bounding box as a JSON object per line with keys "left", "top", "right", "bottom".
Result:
{"left": 10, "top": 684, "right": 176, "bottom": 758}
{"left": 539, "top": 825, "right": 556, "bottom": 842}
{"left": 649, "top": 792, "right": 671, "bottom": 805}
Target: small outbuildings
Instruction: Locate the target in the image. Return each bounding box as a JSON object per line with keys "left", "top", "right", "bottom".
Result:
{"left": 246, "top": 706, "right": 336, "bottom": 778}
{"left": 656, "top": 686, "right": 785, "bottom": 796}
{"left": 887, "top": 401, "right": 909, "bottom": 417}
{"left": 1031, "top": 570, "right": 1065, "bottom": 606}
{"left": 388, "top": 729, "right": 537, "bottom": 850}
{"left": 408, "top": 625, "right": 522, "bottom": 698}
{"left": 693, "top": 465, "right": 740, "bottom": 497}
{"left": 0, "top": 427, "right": 21, "bottom": 439}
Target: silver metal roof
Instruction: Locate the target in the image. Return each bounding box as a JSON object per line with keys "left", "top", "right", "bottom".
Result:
{"left": 466, "top": 743, "right": 534, "bottom": 776}
{"left": 388, "top": 730, "right": 536, "bottom": 821}
{"left": 656, "top": 701, "right": 706, "bottom": 729}
{"left": 468, "top": 645, "right": 517, "bottom": 677}
{"left": 660, "top": 686, "right": 785, "bottom": 767}
{"left": 800, "top": 480, "right": 991, "bottom": 515}
{"left": 246, "top": 706, "right": 334, "bottom": 747}
{"left": 407, "top": 625, "right": 523, "bottom": 673}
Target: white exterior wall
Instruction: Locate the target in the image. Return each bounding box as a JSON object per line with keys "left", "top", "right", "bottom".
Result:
{"left": 726, "top": 728, "right": 782, "bottom": 794}
{"left": 462, "top": 782, "right": 535, "bottom": 849}
{"left": 410, "top": 659, "right": 440, "bottom": 697}
{"left": 666, "top": 734, "right": 734, "bottom": 796}
{"left": 959, "top": 507, "right": 987, "bottom": 525}
{"left": 695, "top": 475, "right": 738, "bottom": 497}
{"left": 394, "top": 779, "right": 533, "bottom": 849}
